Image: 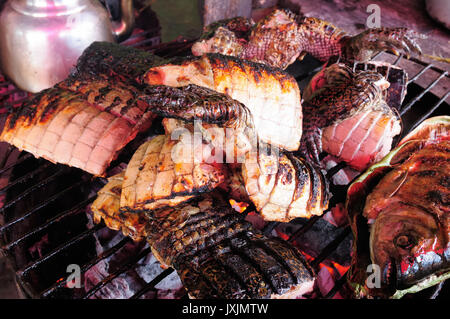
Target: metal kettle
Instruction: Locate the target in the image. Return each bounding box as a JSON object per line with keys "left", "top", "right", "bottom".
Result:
{"left": 0, "top": 0, "right": 135, "bottom": 93}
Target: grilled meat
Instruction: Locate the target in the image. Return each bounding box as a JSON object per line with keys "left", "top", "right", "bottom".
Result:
{"left": 0, "top": 42, "right": 171, "bottom": 176}
{"left": 192, "top": 8, "right": 424, "bottom": 70}
{"left": 143, "top": 53, "right": 302, "bottom": 152}
{"left": 139, "top": 84, "right": 255, "bottom": 159}
{"left": 300, "top": 63, "right": 401, "bottom": 171}
{"left": 91, "top": 187, "right": 316, "bottom": 299}
{"left": 0, "top": 86, "right": 153, "bottom": 176}
{"left": 178, "top": 230, "right": 315, "bottom": 299}
{"left": 120, "top": 134, "right": 225, "bottom": 212}
{"left": 347, "top": 116, "right": 450, "bottom": 298}
{"left": 91, "top": 172, "right": 149, "bottom": 241}
{"left": 69, "top": 41, "right": 168, "bottom": 82}
{"left": 242, "top": 144, "right": 329, "bottom": 222}
{"left": 137, "top": 84, "right": 328, "bottom": 222}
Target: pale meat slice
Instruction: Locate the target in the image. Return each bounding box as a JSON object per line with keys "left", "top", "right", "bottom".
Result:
{"left": 120, "top": 134, "right": 226, "bottom": 212}
{"left": 322, "top": 108, "right": 401, "bottom": 171}
{"left": 0, "top": 88, "right": 141, "bottom": 176}
{"left": 143, "top": 54, "right": 302, "bottom": 151}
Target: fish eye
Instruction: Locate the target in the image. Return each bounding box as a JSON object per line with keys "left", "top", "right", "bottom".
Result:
{"left": 394, "top": 234, "right": 416, "bottom": 250}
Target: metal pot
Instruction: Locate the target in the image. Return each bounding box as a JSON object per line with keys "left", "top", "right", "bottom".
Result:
{"left": 0, "top": 0, "right": 135, "bottom": 92}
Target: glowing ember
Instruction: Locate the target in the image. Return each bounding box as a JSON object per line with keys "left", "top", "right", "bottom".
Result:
{"left": 229, "top": 199, "right": 249, "bottom": 213}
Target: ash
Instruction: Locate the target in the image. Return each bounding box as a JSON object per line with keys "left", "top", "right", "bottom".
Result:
{"left": 83, "top": 210, "right": 184, "bottom": 299}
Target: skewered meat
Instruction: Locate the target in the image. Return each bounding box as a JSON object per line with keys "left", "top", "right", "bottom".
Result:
{"left": 143, "top": 53, "right": 302, "bottom": 151}
{"left": 120, "top": 133, "right": 226, "bottom": 212}
{"left": 347, "top": 116, "right": 449, "bottom": 298}
{"left": 0, "top": 86, "right": 153, "bottom": 176}
{"left": 300, "top": 63, "right": 401, "bottom": 171}
{"left": 192, "top": 8, "right": 424, "bottom": 70}
{"left": 242, "top": 144, "right": 329, "bottom": 222}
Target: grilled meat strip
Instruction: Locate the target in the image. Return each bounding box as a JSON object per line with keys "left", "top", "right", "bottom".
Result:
{"left": 192, "top": 8, "right": 424, "bottom": 70}
{"left": 242, "top": 143, "right": 329, "bottom": 222}
{"left": 143, "top": 53, "right": 302, "bottom": 152}
{"left": 120, "top": 134, "right": 225, "bottom": 212}
{"left": 0, "top": 86, "right": 152, "bottom": 176}
{"left": 178, "top": 229, "right": 315, "bottom": 299}
{"left": 301, "top": 63, "right": 401, "bottom": 171}
{"left": 91, "top": 187, "right": 316, "bottom": 299}
{"left": 0, "top": 42, "right": 173, "bottom": 176}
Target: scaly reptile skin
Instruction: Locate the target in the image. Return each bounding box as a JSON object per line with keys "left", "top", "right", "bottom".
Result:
{"left": 192, "top": 8, "right": 424, "bottom": 70}
{"left": 300, "top": 63, "right": 401, "bottom": 170}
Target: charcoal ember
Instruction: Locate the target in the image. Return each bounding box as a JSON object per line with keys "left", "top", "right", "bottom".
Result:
{"left": 200, "top": 0, "right": 252, "bottom": 26}
{"left": 276, "top": 218, "right": 352, "bottom": 267}
{"left": 135, "top": 254, "right": 184, "bottom": 299}
{"left": 83, "top": 212, "right": 184, "bottom": 299}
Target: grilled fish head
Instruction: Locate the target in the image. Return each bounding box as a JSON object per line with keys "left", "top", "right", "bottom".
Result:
{"left": 346, "top": 116, "right": 450, "bottom": 298}
{"left": 369, "top": 202, "right": 449, "bottom": 294}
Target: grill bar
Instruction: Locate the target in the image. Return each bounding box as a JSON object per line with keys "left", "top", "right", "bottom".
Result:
{"left": 39, "top": 236, "right": 131, "bottom": 298}
{"left": 0, "top": 167, "right": 70, "bottom": 215}
{"left": 130, "top": 268, "right": 176, "bottom": 299}
{"left": 17, "top": 223, "right": 104, "bottom": 276}
{"left": 408, "top": 64, "right": 434, "bottom": 84}
{"left": 288, "top": 215, "right": 322, "bottom": 243}
{"left": 409, "top": 91, "right": 450, "bottom": 132}
{"left": 0, "top": 152, "right": 33, "bottom": 176}
{"left": 400, "top": 71, "right": 449, "bottom": 115}
{"left": 82, "top": 246, "right": 152, "bottom": 299}
{"left": 310, "top": 227, "right": 351, "bottom": 269}
{"left": 2, "top": 196, "right": 96, "bottom": 251}
{"left": 0, "top": 162, "right": 52, "bottom": 194}
{"left": 322, "top": 269, "right": 349, "bottom": 299}
{"left": 0, "top": 177, "right": 90, "bottom": 234}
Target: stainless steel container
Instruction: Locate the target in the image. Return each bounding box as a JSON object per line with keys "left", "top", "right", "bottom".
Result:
{"left": 0, "top": 0, "right": 135, "bottom": 93}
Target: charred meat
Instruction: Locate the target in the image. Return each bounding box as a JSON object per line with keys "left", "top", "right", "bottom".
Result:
{"left": 91, "top": 188, "right": 316, "bottom": 299}
{"left": 0, "top": 85, "right": 154, "bottom": 176}
{"left": 192, "top": 8, "right": 424, "bottom": 70}
{"left": 120, "top": 133, "right": 225, "bottom": 212}
{"left": 242, "top": 143, "right": 329, "bottom": 222}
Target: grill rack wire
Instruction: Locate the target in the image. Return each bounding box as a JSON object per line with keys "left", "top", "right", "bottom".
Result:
{"left": 0, "top": 36, "right": 448, "bottom": 299}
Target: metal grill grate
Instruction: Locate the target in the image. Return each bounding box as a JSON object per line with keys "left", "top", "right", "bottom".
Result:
{"left": 0, "top": 38, "right": 448, "bottom": 299}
